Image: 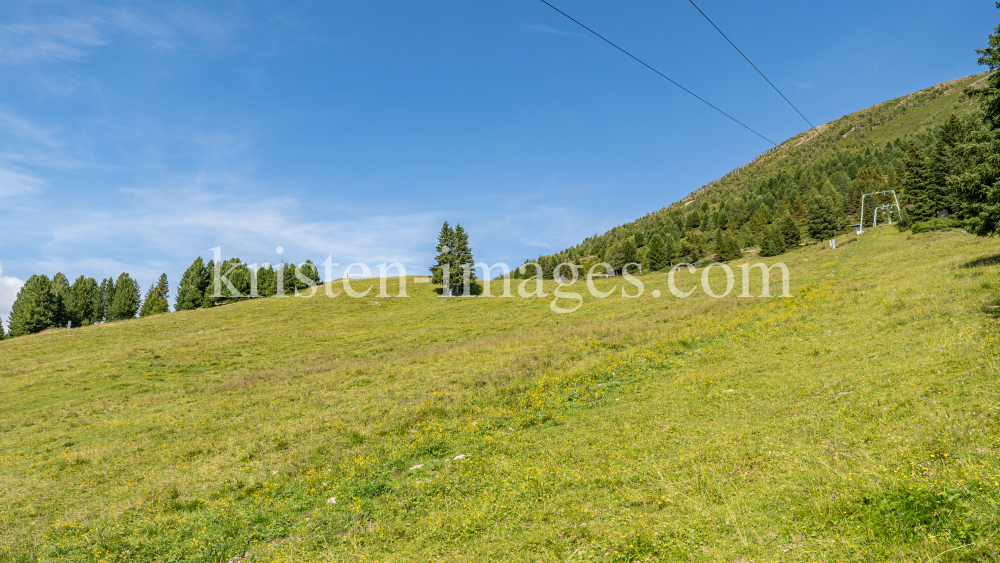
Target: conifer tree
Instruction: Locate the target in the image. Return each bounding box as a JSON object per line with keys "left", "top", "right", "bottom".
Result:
{"left": 451, "top": 225, "right": 476, "bottom": 291}
{"left": 431, "top": 222, "right": 456, "bottom": 293}
{"left": 955, "top": 13, "right": 1000, "bottom": 236}
{"left": 778, "top": 212, "right": 801, "bottom": 247}
{"left": 176, "top": 257, "right": 210, "bottom": 310}
{"left": 51, "top": 273, "right": 70, "bottom": 327}
{"left": 807, "top": 195, "right": 841, "bottom": 239}
{"left": 686, "top": 209, "right": 702, "bottom": 229}
{"left": 645, "top": 234, "right": 668, "bottom": 271}
{"left": 67, "top": 276, "right": 101, "bottom": 326}
{"left": 298, "top": 259, "right": 321, "bottom": 288}
{"left": 7, "top": 275, "right": 56, "bottom": 337}
{"left": 620, "top": 237, "right": 638, "bottom": 268}
{"left": 604, "top": 241, "right": 624, "bottom": 272}
{"left": 109, "top": 273, "right": 140, "bottom": 321}
{"left": 99, "top": 278, "right": 115, "bottom": 322}
{"left": 140, "top": 274, "right": 170, "bottom": 317}
{"left": 662, "top": 234, "right": 676, "bottom": 266}
{"left": 431, "top": 222, "right": 476, "bottom": 295}
{"left": 714, "top": 229, "right": 742, "bottom": 262}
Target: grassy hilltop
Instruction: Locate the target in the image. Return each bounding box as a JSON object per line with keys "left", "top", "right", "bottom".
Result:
{"left": 2, "top": 226, "right": 1000, "bottom": 562}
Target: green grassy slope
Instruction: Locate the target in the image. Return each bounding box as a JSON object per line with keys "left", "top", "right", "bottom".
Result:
{"left": 2, "top": 228, "right": 999, "bottom": 562}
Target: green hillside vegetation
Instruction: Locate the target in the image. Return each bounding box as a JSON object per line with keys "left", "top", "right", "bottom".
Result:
{"left": 519, "top": 72, "right": 992, "bottom": 277}
{"left": 1, "top": 229, "right": 999, "bottom": 562}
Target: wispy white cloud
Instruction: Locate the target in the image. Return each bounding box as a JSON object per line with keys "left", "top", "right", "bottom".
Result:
{"left": 0, "top": 111, "right": 62, "bottom": 147}
{"left": 521, "top": 23, "right": 586, "bottom": 39}
{"left": 0, "top": 165, "right": 44, "bottom": 198}
{"left": 0, "top": 262, "right": 25, "bottom": 332}
{"left": 0, "top": 18, "right": 108, "bottom": 64}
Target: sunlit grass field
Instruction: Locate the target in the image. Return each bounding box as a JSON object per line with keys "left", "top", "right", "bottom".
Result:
{"left": 2, "top": 228, "right": 999, "bottom": 562}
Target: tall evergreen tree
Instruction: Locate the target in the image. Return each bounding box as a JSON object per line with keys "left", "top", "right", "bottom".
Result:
{"left": 645, "top": 233, "right": 668, "bottom": 271}
{"left": 954, "top": 11, "right": 1000, "bottom": 236}
{"left": 451, "top": 225, "right": 476, "bottom": 290}
{"left": 973, "top": 9, "right": 1000, "bottom": 130}
{"left": 619, "top": 237, "right": 638, "bottom": 268}
{"left": 778, "top": 212, "right": 801, "bottom": 247}
{"left": 686, "top": 209, "right": 702, "bottom": 229}
{"left": 140, "top": 274, "right": 170, "bottom": 317}
{"left": 807, "top": 195, "right": 841, "bottom": 239}
{"left": 713, "top": 229, "right": 742, "bottom": 262}
{"left": 99, "top": 277, "right": 115, "bottom": 322}
{"left": 430, "top": 222, "right": 476, "bottom": 295}
{"left": 51, "top": 273, "right": 71, "bottom": 327}
{"left": 176, "top": 257, "right": 210, "bottom": 310}
{"left": 662, "top": 234, "right": 676, "bottom": 266}
{"left": 67, "top": 276, "right": 101, "bottom": 326}
{"left": 7, "top": 275, "right": 56, "bottom": 337}
{"left": 759, "top": 225, "right": 787, "bottom": 257}
{"left": 108, "top": 273, "right": 141, "bottom": 321}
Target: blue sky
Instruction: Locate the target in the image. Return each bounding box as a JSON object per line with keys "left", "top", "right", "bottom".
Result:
{"left": 0, "top": 0, "right": 995, "bottom": 324}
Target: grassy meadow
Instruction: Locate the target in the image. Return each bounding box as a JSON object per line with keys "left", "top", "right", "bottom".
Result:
{"left": 2, "top": 227, "right": 1000, "bottom": 562}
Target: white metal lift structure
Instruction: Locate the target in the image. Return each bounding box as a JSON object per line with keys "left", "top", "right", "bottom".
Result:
{"left": 858, "top": 190, "right": 903, "bottom": 234}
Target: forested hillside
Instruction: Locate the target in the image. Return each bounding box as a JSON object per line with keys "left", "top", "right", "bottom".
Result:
{"left": 516, "top": 71, "right": 994, "bottom": 278}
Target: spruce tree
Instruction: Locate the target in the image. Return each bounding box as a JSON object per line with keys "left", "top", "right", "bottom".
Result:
{"left": 778, "top": 212, "right": 801, "bottom": 247}
{"left": 431, "top": 222, "right": 456, "bottom": 293}
{"left": 807, "top": 195, "right": 841, "bottom": 239}
{"left": 7, "top": 275, "right": 56, "bottom": 337}
{"left": 451, "top": 225, "right": 476, "bottom": 292}
{"left": 646, "top": 234, "right": 668, "bottom": 271}
{"left": 51, "top": 273, "right": 70, "bottom": 327}
{"left": 108, "top": 273, "right": 140, "bottom": 321}
{"left": 140, "top": 274, "right": 170, "bottom": 317}
{"left": 176, "top": 257, "right": 210, "bottom": 310}
{"left": 686, "top": 209, "right": 702, "bottom": 229}
{"left": 619, "top": 237, "right": 638, "bottom": 267}
{"left": 902, "top": 142, "right": 937, "bottom": 220}
{"left": 67, "top": 276, "right": 101, "bottom": 326}
{"left": 973, "top": 9, "right": 1000, "bottom": 130}
{"left": 662, "top": 234, "right": 676, "bottom": 266}
{"left": 604, "top": 241, "right": 624, "bottom": 272}
{"left": 714, "top": 230, "right": 742, "bottom": 262}
{"left": 431, "top": 222, "right": 474, "bottom": 295}
{"left": 99, "top": 278, "right": 115, "bottom": 322}
{"left": 955, "top": 13, "right": 1000, "bottom": 236}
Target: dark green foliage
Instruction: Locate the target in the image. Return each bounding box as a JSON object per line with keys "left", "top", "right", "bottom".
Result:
{"left": 645, "top": 234, "right": 668, "bottom": 271}
{"left": 67, "top": 276, "right": 101, "bottom": 326}
{"left": 807, "top": 195, "right": 842, "bottom": 239}
{"left": 662, "top": 234, "right": 676, "bottom": 265}
{"left": 7, "top": 275, "right": 56, "bottom": 337}
{"left": 256, "top": 265, "right": 278, "bottom": 297}
{"left": 972, "top": 10, "right": 1000, "bottom": 130}
{"left": 298, "top": 259, "right": 321, "bottom": 289}
{"left": 953, "top": 128, "right": 1000, "bottom": 236}
{"left": 431, "top": 222, "right": 476, "bottom": 295}
{"left": 954, "top": 20, "right": 1000, "bottom": 236}
{"left": 760, "top": 239, "right": 780, "bottom": 258}
{"left": 99, "top": 278, "right": 115, "bottom": 322}
{"left": 176, "top": 258, "right": 210, "bottom": 311}
{"left": 778, "top": 212, "right": 801, "bottom": 247}
{"left": 713, "top": 230, "right": 742, "bottom": 262}
{"left": 108, "top": 273, "right": 140, "bottom": 321}
{"left": 633, "top": 231, "right": 645, "bottom": 247}
{"left": 604, "top": 241, "right": 624, "bottom": 272}
{"left": 140, "top": 274, "right": 170, "bottom": 317}
{"left": 759, "top": 225, "right": 787, "bottom": 257}
{"left": 911, "top": 217, "right": 962, "bottom": 234}
{"left": 619, "top": 238, "right": 637, "bottom": 268}
{"left": 51, "top": 273, "right": 70, "bottom": 328}
{"left": 686, "top": 210, "right": 701, "bottom": 229}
